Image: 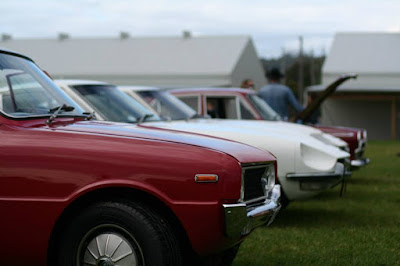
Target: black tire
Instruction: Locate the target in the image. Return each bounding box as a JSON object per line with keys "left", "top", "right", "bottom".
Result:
{"left": 56, "top": 201, "right": 182, "bottom": 266}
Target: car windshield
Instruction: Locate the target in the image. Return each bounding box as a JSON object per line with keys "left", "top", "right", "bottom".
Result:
{"left": 135, "top": 90, "right": 198, "bottom": 120}
{"left": 71, "top": 84, "right": 161, "bottom": 123}
{"left": 0, "top": 52, "right": 84, "bottom": 118}
{"left": 247, "top": 94, "right": 281, "bottom": 121}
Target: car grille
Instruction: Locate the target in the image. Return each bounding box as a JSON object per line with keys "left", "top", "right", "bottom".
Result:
{"left": 242, "top": 165, "right": 268, "bottom": 203}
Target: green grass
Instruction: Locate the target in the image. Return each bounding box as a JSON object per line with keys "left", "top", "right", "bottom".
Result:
{"left": 233, "top": 141, "right": 400, "bottom": 265}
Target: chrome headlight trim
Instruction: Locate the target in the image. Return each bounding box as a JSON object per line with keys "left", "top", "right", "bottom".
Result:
{"left": 357, "top": 130, "right": 361, "bottom": 141}
{"left": 240, "top": 163, "right": 275, "bottom": 204}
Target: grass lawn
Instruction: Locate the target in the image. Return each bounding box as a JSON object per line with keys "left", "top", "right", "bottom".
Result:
{"left": 233, "top": 141, "right": 400, "bottom": 265}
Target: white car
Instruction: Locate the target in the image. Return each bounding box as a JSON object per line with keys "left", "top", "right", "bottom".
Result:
{"left": 55, "top": 80, "right": 351, "bottom": 204}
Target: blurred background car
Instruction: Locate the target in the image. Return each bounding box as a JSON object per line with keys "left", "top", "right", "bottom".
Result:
{"left": 170, "top": 83, "right": 369, "bottom": 169}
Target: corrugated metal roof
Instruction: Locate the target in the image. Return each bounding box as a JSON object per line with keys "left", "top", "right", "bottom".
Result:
{"left": 323, "top": 32, "right": 400, "bottom": 74}
{"left": 0, "top": 35, "right": 250, "bottom": 76}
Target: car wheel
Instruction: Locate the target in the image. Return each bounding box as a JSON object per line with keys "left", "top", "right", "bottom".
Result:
{"left": 56, "top": 201, "right": 182, "bottom": 266}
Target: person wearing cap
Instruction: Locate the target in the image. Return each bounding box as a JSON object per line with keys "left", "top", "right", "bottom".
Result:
{"left": 258, "top": 67, "right": 304, "bottom": 120}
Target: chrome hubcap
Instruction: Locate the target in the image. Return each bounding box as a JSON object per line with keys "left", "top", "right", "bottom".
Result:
{"left": 81, "top": 232, "right": 139, "bottom": 266}
{"left": 98, "top": 256, "right": 114, "bottom": 266}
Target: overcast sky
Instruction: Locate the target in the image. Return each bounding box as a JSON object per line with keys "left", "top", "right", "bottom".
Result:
{"left": 1, "top": 0, "right": 399, "bottom": 58}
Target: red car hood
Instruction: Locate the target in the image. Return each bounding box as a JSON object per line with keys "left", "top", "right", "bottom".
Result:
{"left": 52, "top": 120, "right": 275, "bottom": 164}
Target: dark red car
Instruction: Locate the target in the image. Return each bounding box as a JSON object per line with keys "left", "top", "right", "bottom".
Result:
{"left": 0, "top": 49, "right": 280, "bottom": 265}
{"left": 171, "top": 85, "right": 369, "bottom": 168}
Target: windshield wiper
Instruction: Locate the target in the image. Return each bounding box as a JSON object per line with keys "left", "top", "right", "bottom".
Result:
{"left": 137, "top": 113, "right": 154, "bottom": 124}
{"left": 46, "top": 104, "right": 75, "bottom": 125}
{"left": 83, "top": 111, "right": 96, "bottom": 120}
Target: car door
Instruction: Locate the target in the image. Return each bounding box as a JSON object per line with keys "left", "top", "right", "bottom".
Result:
{"left": 204, "top": 94, "right": 257, "bottom": 120}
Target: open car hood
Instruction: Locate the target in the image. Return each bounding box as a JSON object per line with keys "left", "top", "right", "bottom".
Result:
{"left": 294, "top": 74, "right": 358, "bottom": 122}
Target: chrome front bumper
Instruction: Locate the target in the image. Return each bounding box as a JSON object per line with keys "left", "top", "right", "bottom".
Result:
{"left": 352, "top": 138, "right": 369, "bottom": 169}
{"left": 351, "top": 157, "right": 370, "bottom": 169}
{"left": 286, "top": 162, "right": 350, "bottom": 191}
{"left": 223, "top": 185, "right": 281, "bottom": 239}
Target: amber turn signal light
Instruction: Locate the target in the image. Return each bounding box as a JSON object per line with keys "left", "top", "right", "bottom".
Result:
{"left": 195, "top": 174, "right": 219, "bottom": 183}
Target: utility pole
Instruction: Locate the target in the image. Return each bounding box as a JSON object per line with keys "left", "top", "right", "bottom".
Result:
{"left": 281, "top": 47, "right": 286, "bottom": 84}
{"left": 298, "top": 36, "right": 304, "bottom": 104}
{"left": 310, "top": 49, "right": 316, "bottom": 85}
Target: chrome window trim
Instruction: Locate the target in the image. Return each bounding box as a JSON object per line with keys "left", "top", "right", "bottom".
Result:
{"left": 203, "top": 94, "right": 259, "bottom": 120}
{"left": 175, "top": 94, "right": 201, "bottom": 112}
{"left": 238, "top": 96, "right": 259, "bottom": 119}
{"left": 236, "top": 96, "right": 241, "bottom": 119}
{"left": 204, "top": 94, "right": 238, "bottom": 119}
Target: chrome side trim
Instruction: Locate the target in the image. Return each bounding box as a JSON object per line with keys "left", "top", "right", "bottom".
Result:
{"left": 331, "top": 132, "right": 354, "bottom": 138}
{"left": 286, "top": 163, "right": 345, "bottom": 181}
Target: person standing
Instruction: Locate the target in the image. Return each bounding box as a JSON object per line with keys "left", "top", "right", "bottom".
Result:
{"left": 258, "top": 68, "right": 304, "bottom": 121}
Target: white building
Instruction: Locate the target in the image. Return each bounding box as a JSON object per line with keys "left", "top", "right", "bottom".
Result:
{"left": 308, "top": 32, "right": 400, "bottom": 140}
{"left": 0, "top": 34, "right": 267, "bottom": 89}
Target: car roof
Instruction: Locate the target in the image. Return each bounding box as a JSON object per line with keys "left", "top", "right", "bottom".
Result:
{"left": 0, "top": 46, "right": 34, "bottom": 62}
{"left": 170, "top": 87, "right": 256, "bottom": 95}
{"left": 119, "top": 86, "right": 161, "bottom": 92}
{"left": 54, "top": 79, "right": 111, "bottom": 86}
